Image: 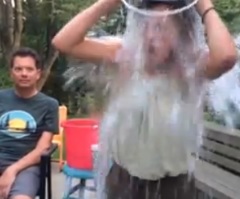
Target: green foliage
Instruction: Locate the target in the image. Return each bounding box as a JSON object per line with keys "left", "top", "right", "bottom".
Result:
{"left": 215, "top": 0, "right": 240, "bottom": 33}
{"left": 98, "top": 6, "right": 127, "bottom": 34}
{"left": 0, "top": 0, "right": 239, "bottom": 117}
{"left": 54, "top": 0, "right": 96, "bottom": 28}
{"left": 0, "top": 68, "right": 12, "bottom": 89}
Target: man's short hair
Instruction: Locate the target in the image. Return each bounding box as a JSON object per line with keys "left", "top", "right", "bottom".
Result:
{"left": 9, "top": 47, "right": 43, "bottom": 70}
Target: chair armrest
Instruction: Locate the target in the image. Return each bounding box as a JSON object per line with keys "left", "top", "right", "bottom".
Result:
{"left": 41, "top": 143, "right": 58, "bottom": 158}
{"left": 40, "top": 143, "right": 58, "bottom": 172}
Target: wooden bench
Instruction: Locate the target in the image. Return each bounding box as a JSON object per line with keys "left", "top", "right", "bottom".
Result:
{"left": 194, "top": 121, "right": 240, "bottom": 199}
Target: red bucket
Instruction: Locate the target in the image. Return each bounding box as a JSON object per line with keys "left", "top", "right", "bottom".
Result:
{"left": 61, "top": 119, "right": 99, "bottom": 170}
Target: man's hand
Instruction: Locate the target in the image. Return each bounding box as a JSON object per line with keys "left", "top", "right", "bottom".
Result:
{"left": 0, "top": 167, "right": 17, "bottom": 198}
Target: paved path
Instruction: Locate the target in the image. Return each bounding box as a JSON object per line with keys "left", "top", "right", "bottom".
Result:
{"left": 51, "top": 163, "right": 96, "bottom": 199}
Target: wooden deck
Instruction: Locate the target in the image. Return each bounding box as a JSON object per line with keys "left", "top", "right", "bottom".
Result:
{"left": 51, "top": 161, "right": 239, "bottom": 199}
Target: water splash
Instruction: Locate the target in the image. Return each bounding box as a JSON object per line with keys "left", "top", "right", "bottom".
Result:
{"left": 95, "top": 1, "right": 207, "bottom": 198}
{"left": 92, "top": 34, "right": 240, "bottom": 199}
{"left": 61, "top": 2, "right": 240, "bottom": 199}
{"left": 206, "top": 35, "right": 240, "bottom": 129}
{"left": 121, "top": 0, "right": 199, "bottom": 16}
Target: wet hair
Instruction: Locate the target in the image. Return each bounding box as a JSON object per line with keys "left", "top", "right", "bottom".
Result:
{"left": 139, "top": 0, "right": 196, "bottom": 39}
{"left": 139, "top": 0, "right": 186, "bottom": 9}
{"left": 9, "top": 47, "right": 43, "bottom": 70}
{"left": 140, "top": 0, "right": 198, "bottom": 72}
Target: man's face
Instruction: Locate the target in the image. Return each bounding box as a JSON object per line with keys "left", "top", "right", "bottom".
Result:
{"left": 10, "top": 56, "right": 41, "bottom": 88}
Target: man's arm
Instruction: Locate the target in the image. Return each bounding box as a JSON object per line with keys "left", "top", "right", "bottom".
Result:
{"left": 197, "top": 0, "right": 238, "bottom": 79}
{"left": 6, "top": 132, "right": 53, "bottom": 174}
{"left": 52, "top": 0, "right": 122, "bottom": 63}
{"left": 7, "top": 99, "right": 59, "bottom": 174}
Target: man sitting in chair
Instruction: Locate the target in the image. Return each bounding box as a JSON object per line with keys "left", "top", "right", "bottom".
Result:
{"left": 0, "top": 47, "right": 59, "bottom": 199}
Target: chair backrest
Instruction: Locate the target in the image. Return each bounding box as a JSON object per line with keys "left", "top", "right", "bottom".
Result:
{"left": 199, "top": 121, "right": 240, "bottom": 175}
{"left": 59, "top": 105, "right": 67, "bottom": 124}
{"left": 58, "top": 105, "right": 67, "bottom": 134}
{"left": 53, "top": 105, "right": 67, "bottom": 141}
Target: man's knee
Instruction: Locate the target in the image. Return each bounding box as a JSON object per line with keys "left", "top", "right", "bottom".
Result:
{"left": 9, "top": 166, "right": 39, "bottom": 199}
{"left": 10, "top": 195, "right": 32, "bottom": 199}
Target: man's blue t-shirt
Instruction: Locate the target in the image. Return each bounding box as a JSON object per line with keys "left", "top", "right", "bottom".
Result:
{"left": 0, "top": 89, "right": 59, "bottom": 163}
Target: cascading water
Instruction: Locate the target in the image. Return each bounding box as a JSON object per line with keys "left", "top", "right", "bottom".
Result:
{"left": 206, "top": 35, "right": 240, "bottom": 129}
{"left": 94, "top": 0, "right": 208, "bottom": 198}
{"left": 61, "top": 1, "right": 239, "bottom": 199}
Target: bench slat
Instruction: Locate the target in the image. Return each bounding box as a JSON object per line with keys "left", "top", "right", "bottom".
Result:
{"left": 198, "top": 122, "right": 240, "bottom": 198}
{"left": 195, "top": 159, "right": 240, "bottom": 199}
{"left": 204, "top": 122, "right": 240, "bottom": 148}
{"left": 201, "top": 137, "right": 240, "bottom": 161}
{"left": 195, "top": 179, "right": 232, "bottom": 199}
{"left": 199, "top": 148, "right": 240, "bottom": 174}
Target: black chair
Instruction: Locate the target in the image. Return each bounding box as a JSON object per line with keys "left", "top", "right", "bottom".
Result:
{"left": 38, "top": 144, "right": 58, "bottom": 199}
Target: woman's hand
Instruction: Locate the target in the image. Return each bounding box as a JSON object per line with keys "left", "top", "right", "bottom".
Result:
{"left": 196, "top": 0, "right": 214, "bottom": 16}
{"left": 98, "top": 0, "right": 122, "bottom": 6}
{"left": 195, "top": 0, "right": 237, "bottom": 79}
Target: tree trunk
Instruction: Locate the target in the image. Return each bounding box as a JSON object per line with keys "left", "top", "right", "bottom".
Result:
{"left": 13, "top": 0, "right": 23, "bottom": 49}
{"left": 37, "top": 51, "right": 59, "bottom": 91}
{"left": 0, "top": 0, "right": 23, "bottom": 60}
{"left": 37, "top": 0, "right": 58, "bottom": 91}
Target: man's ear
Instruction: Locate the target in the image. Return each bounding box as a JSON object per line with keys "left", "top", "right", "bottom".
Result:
{"left": 37, "top": 69, "right": 42, "bottom": 81}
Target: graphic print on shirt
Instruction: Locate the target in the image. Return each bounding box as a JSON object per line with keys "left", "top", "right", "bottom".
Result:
{"left": 0, "top": 110, "right": 37, "bottom": 138}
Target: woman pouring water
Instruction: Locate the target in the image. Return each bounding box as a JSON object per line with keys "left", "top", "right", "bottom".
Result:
{"left": 52, "top": 0, "right": 237, "bottom": 198}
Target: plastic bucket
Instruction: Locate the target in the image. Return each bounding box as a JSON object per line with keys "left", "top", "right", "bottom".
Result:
{"left": 62, "top": 119, "right": 99, "bottom": 170}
